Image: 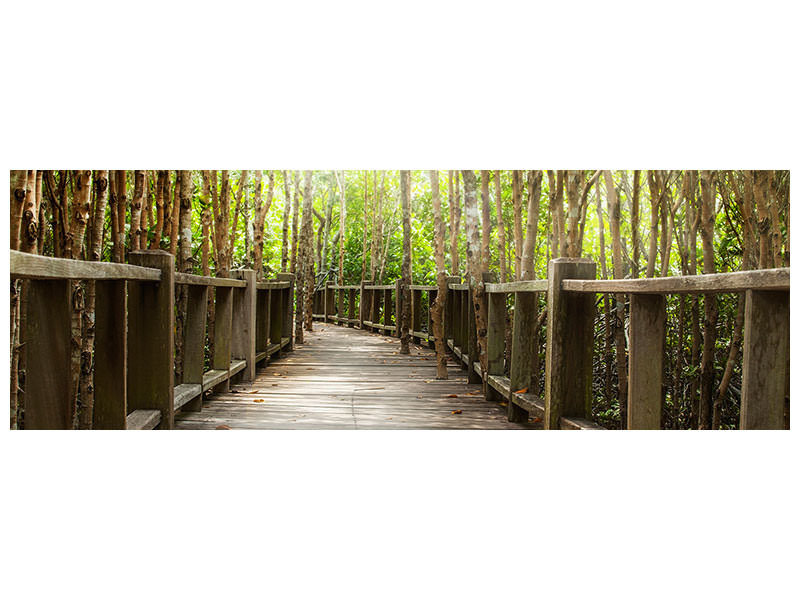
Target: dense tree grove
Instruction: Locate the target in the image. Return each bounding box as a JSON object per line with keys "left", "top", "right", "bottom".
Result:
{"left": 9, "top": 170, "right": 790, "bottom": 429}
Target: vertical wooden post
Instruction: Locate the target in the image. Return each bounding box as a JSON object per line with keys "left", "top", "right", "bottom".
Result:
{"left": 486, "top": 283, "right": 506, "bottom": 402}
{"left": 740, "top": 290, "right": 789, "bottom": 429}
{"left": 395, "top": 279, "right": 402, "bottom": 338}
{"left": 231, "top": 269, "right": 257, "bottom": 382}
{"left": 23, "top": 279, "right": 73, "bottom": 429}
{"left": 276, "top": 273, "right": 294, "bottom": 350}
{"left": 509, "top": 290, "right": 538, "bottom": 423}
{"left": 426, "top": 290, "right": 437, "bottom": 348}
{"left": 213, "top": 286, "right": 233, "bottom": 392}
{"left": 452, "top": 287, "right": 463, "bottom": 357}
{"left": 269, "top": 287, "right": 283, "bottom": 355}
{"left": 183, "top": 285, "right": 209, "bottom": 412}
{"left": 348, "top": 288, "right": 356, "bottom": 328}
{"left": 338, "top": 288, "right": 344, "bottom": 325}
{"left": 255, "top": 288, "right": 270, "bottom": 361}
{"left": 627, "top": 294, "right": 665, "bottom": 429}
{"left": 359, "top": 280, "right": 368, "bottom": 329}
{"left": 93, "top": 280, "right": 128, "bottom": 428}
{"left": 324, "top": 283, "right": 332, "bottom": 322}
{"left": 543, "top": 258, "right": 596, "bottom": 430}
{"left": 383, "top": 288, "right": 393, "bottom": 333}
{"left": 444, "top": 276, "right": 460, "bottom": 344}
{"left": 411, "top": 288, "right": 422, "bottom": 344}
{"left": 466, "top": 287, "right": 481, "bottom": 384}
{"left": 128, "top": 250, "right": 175, "bottom": 429}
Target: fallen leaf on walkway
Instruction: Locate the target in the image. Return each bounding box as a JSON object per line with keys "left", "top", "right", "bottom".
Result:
{"left": 272, "top": 384, "right": 278, "bottom": 387}
{"left": 532, "top": 417, "right": 542, "bottom": 423}
{"left": 253, "top": 399, "right": 265, "bottom": 403}
{"left": 215, "top": 425, "right": 232, "bottom": 430}
{"left": 246, "top": 390, "right": 260, "bottom": 394}
{"left": 446, "top": 394, "right": 458, "bottom": 398}
{"left": 499, "top": 402, "right": 508, "bottom": 407}
{"left": 386, "top": 417, "right": 392, "bottom": 420}
{"left": 306, "top": 367, "right": 314, "bottom": 370}
{"left": 451, "top": 410, "right": 462, "bottom": 415}
{"left": 514, "top": 387, "right": 529, "bottom": 394}
{"left": 424, "top": 380, "right": 432, "bottom": 383}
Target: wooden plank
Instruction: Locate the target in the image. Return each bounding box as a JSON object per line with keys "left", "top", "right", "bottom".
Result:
{"left": 213, "top": 286, "right": 233, "bottom": 391}
{"left": 231, "top": 269, "right": 256, "bottom": 381}
{"left": 22, "top": 279, "right": 72, "bottom": 429}
{"left": 740, "top": 290, "right": 789, "bottom": 429}
{"left": 128, "top": 250, "right": 175, "bottom": 429}
{"left": 411, "top": 289, "right": 422, "bottom": 344}
{"left": 348, "top": 288, "right": 356, "bottom": 328}
{"left": 255, "top": 288, "right": 269, "bottom": 354}
{"left": 544, "top": 258, "right": 597, "bottom": 430}
{"left": 276, "top": 273, "right": 295, "bottom": 350}
{"left": 203, "top": 369, "right": 228, "bottom": 391}
{"left": 182, "top": 285, "right": 208, "bottom": 412}
{"left": 174, "top": 383, "right": 202, "bottom": 411}
{"left": 10, "top": 249, "right": 160, "bottom": 282}
{"left": 255, "top": 351, "right": 267, "bottom": 362}
{"left": 559, "top": 416, "right": 606, "bottom": 430}
{"left": 486, "top": 289, "right": 506, "bottom": 403}
{"left": 449, "top": 283, "right": 469, "bottom": 291}
{"left": 93, "top": 280, "right": 128, "bottom": 429}
{"left": 173, "top": 272, "right": 246, "bottom": 287}
{"left": 486, "top": 280, "right": 548, "bottom": 294}
{"left": 269, "top": 287, "right": 283, "bottom": 356}
{"left": 509, "top": 289, "right": 538, "bottom": 423}
{"left": 466, "top": 288, "right": 481, "bottom": 384}
{"left": 230, "top": 359, "right": 247, "bottom": 377}
{"left": 126, "top": 409, "right": 161, "bottom": 430}
{"left": 410, "top": 285, "right": 438, "bottom": 291}
{"left": 627, "top": 294, "right": 665, "bottom": 429}
{"left": 561, "top": 267, "right": 789, "bottom": 295}
{"left": 256, "top": 281, "right": 290, "bottom": 290}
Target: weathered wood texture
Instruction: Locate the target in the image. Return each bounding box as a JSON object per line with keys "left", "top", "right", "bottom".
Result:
{"left": 93, "top": 280, "right": 128, "bottom": 428}
{"left": 174, "top": 272, "right": 246, "bottom": 287}
{"left": 561, "top": 267, "right": 789, "bottom": 294}
{"left": 176, "top": 325, "right": 530, "bottom": 430}
{"left": 128, "top": 251, "right": 175, "bottom": 429}
{"left": 11, "top": 249, "right": 160, "bottom": 282}
{"left": 740, "top": 290, "right": 790, "bottom": 429}
{"left": 544, "top": 258, "right": 596, "bottom": 430}
{"left": 22, "top": 280, "right": 72, "bottom": 429}
{"left": 627, "top": 294, "right": 665, "bottom": 429}
{"left": 509, "top": 290, "right": 538, "bottom": 423}
{"left": 231, "top": 269, "right": 257, "bottom": 381}
{"left": 182, "top": 285, "right": 208, "bottom": 411}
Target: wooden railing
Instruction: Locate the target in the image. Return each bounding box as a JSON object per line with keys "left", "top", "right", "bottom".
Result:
{"left": 317, "top": 258, "right": 790, "bottom": 430}
{"left": 10, "top": 249, "right": 295, "bottom": 430}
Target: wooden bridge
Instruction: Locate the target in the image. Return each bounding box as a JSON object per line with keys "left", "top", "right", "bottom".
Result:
{"left": 10, "top": 250, "right": 790, "bottom": 430}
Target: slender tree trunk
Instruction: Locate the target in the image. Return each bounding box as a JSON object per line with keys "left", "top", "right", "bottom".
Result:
{"left": 370, "top": 171, "right": 385, "bottom": 280}
{"left": 200, "top": 171, "right": 212, "bottom": 276}
{"left": 631, "top": 170, "right": 641, "bottom": 278}
{"left": 216, "top": 171, "right": 232, "bottom": 277}
{"left": 337, "top": 170, "right": 346, "bottom": 284}
{"left": 603, "top": 171, "right": 628, "bottom": 428}
{"left": 646, "top": 170, "right": 660, "bottom": 278}
{"left": 494, "top": 171, "right": 507, "bottom": 282}
{"left": 399, "top": 170, "right": 413, "bottom": 354}
{"left": 19, "top": 170, "right": 41, "bottom": 253}
{"left": 698, "top": 170, "right": 717, "bottom": 429}
{"left": 552, "top": 171, "right": 566, "bottom": 258}
{"left": 228, "top": 170, "right": 248, "bottom": 267}
{"left": 596, "top": 186, "right": 613, "bottom": 408}
{"left": 301, "top": 171, "right": 315, "bottom": 331}
{"left": 174, "top": 170, "right": 193, "bottom": 384}
{"left": 150, "top": 170, "right": 167, "bottom": 250}
{"left": 461, "top": 170, "right": 489, "bottom": 375}
{"left": 10, "top": 170, "right": 28, "bottom": 251}
{"left": 512, "top": 170, "right": 523, "bottom": 278}
{"left": 449, "top": 170, "right": 461, "bottom": 276}
{"left": 168, "top": 173, "right": 181, "bottom": 256}
{"left": 291, "top": 171, "right": 300, "bottom": 274}
{"left": 521, "top": 172, "right": 541, "bottom": 279}
{"left": 752, "top": 170, "right": 773, "bottom": 269}
{"left": 253, "top": 171, "right": 276, "bottom": 280}
{"left": 429, "top": 170, "right": 448, "bottom": 379}
{"left": 480, "top": 170, "right": 491, "bottom": 271}
{"left": 565, "top": 170, "right": 582, "bottom": 257}
{"left": 361, "top": 171, "right": 369, "bottom": 281}
{"left": 281, "top": 170, "right": 292, "bottom": 272}
{"left": 130, "top": 170, "right": 145, "bottom": 251}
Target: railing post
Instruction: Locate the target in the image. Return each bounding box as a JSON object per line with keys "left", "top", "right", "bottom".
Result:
{"left": 231, "top": 269, "right": 257, "bottom": 382}
{"left": 93, "top": 280, "right": 128, "bottom": 428}
{"left": 213, "top": 285, "right": 233, "bottom": 392}
{"left": 269, "top": 287, "right": 282, "bottom": 357}
{"left": 359, "top": 280, "right": 368, "bottom": 329}
{"left": 255, "top": 287, "right": 269, "bottom": 364}
{"left": 383, "top": 287, "right": 393, "bottom": 333}
{"left": 21, "top": 279, "right": 73, "bottom": 429}
{"left": 338, "top": 287, "right": 345, "bottom": 325}
{"left": 740, "top": 289, "right": 789, "bottom": 429}
{"left": 509, "top": 289, "right": 539, "bottom": 423}
{"left": 276, "top": 273, "right": 294, "bottom": 350}
{"left": 348, "top": 287, "right": 356, "bottom": 328}
{"left": 486, "top": 275, "right": 505, "bottom": 402}
{"left": 466, "top": 286, "right": 481, "bottom": 384}
{"left": 182, "top": 284, "right": 209, "bottom": 412}
{"left": 444, "top": 275, "right": 460, "bottom": 345}
{"left": 395, "top": 279, "right": 403, "bottom": 338}
{"left": 371, "top": 284, "right": 381, "bottom": 333}
{"left": 128, "top": 250, "right": 175, "bottom": 429}
{"left": 411, "top": 288, "right": 422, "bottom": 344}
{"left": 543, "top": 258, "right": 596, "bottom": 430}
{"left": 627, "top": 294, "right": 665, "bottom": 429}
{"left": 426, "top": 290, "right": 436, "bottom": 348}
{"left": 452, "top": 287, "right": 463, "bottom": 359}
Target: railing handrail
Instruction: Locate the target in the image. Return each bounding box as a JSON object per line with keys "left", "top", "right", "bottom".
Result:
{"left": 10, "top": 249, "right": 161, "bottom": 282}
{"left": 174, "top": 272, "right": 246, "bottom": 287}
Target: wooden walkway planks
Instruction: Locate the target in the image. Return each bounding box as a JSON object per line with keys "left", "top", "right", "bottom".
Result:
{"left": 176, "top": 324, "right": 532, "bottom": 430}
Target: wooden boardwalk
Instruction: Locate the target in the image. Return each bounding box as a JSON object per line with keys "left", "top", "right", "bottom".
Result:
{"left": 176, "top": 324, "right": 532, "bottom": 429}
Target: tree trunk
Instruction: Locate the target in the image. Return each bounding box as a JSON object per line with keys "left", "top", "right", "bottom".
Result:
{"left": 429, "top": 170, "right": 448, "bottom": 379}
{"left": 698, "top": 170, "right": 717, "bottom": 429}
{"left": 461, "top": 170, "right": 489, "bottom": 375}
{"left": 646, "top": 170, "right": 660, "bottom": 278}
{"left": 291, "top": 171, "right": 300, "bottom": 274}
{"left": 19, "top": 170, "right": 41, "bottom": 253}
{"left": 480, "top": 170, "right": 491, "bottom": 272}
{"left": 200, "top": 171, "right": 212, "bottom": 276}
{"left": 399, "top": 170, "right": 413, "bottom": 355}
{"left": 281, "top": 170, "right": 292, "bottom": 272}
{"left": 361, "top": 171, "right": 369, "bottom": 281}
{"left": 521, "top": 171, "right": 541, "bottom": 279}
{"left": 752, "top": 170, "right": 773, "bottom": 269}
{"left": 596, "top": 186, "right": 613, "bottom": 408}
{"left": 253, "top": 171, "right": 276, "bottom": 280}
{"left": 449, "top": 170, "right": 461, "bottom": 276}
{"left": 337, "top": 170, "right": 346, "bottom": 284}
{"left": 168, "top": 173, "right": 181, "bottom": 256}
{"left": 494, "top": 171, "right": 507, "bottom": 282}
{"left": 603, "top": 171, "right": 628, "bottom": 429}
{"left": 565, "top": 170, "right": 582, "bottom": 257}
{"left": 10, "top": 170, "right": 28, "bottom": 251}
{"left": 370, "top": 171, "right": 386, "bottom": 280}
{"left": 301, "top": 171, "right": 315, "bottom": 332}
{"left": 130, "top": 170, "right": 145, "bottom": 251}
{"left": 631, "top": 170, "right": 641, "bottom": 278}
{"left": 228, "top": 170, "right": 248, "bottom": 267}
{"left": 512, "top": 170, "right": 523, "bottom": 278}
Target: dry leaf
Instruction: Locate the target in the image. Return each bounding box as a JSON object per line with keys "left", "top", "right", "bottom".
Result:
{"left": 446, "top": 394, "right": 458, "bottom": 398}
{"left": 247, "top": 390, "right": 260, "bottom": 394}
{"left": 253, "top": 399, "right": 265, "bottom": 403}
{"left": 514, "top": 387, "right": 529, "bottom": 394}
{"left": 532, "top": 417, "right": 542, "bottom": 423}
{"left": 215, "top": 425, "right": 232, "bottom": 430}
{"left": 499, "top": 402, "right": 508, "bottom": 407}
{"left": 451, "top": 410, "right": 462, "bottom": 415}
